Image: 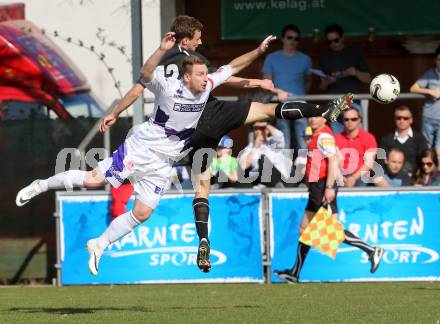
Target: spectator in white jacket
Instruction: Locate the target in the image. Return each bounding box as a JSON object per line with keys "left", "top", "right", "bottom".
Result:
{"left": 239, "top": 122, "right": 288, "bottom": 187}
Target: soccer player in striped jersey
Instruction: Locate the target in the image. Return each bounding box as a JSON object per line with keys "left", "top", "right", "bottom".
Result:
{"left": 93, "top": 15, "right": 353, "bottom": 273}
{"left": 15, "top": 31, "right": 276, "bottom": 276}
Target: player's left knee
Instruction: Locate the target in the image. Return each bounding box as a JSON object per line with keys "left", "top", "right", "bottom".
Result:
{"left": 132, "top": 203, "right": 153, "bottom": 222}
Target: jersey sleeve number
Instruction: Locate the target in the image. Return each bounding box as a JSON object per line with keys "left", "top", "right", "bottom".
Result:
{"left": 165, "top": 64, "right": 179, "bottom": 78}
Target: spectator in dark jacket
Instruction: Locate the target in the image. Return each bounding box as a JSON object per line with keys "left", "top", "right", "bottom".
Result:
{"left": 374, "top": 148, "right": 412, "bottom": 187}
{"left": 380, "top": 106, "right": 428, "bottom": 176}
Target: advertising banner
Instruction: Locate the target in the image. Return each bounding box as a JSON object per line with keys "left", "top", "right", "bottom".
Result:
{"left": 270, "top": 191, "right": 440, "bottom": 282}
{"left": 59, "top": 193, "right": 264, "bottom": 285}
{"left": 221, "top": 0, "right": 440, "bottom": 39}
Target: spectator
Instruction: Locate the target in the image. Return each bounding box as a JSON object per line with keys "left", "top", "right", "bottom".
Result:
{"left": 239, "top": 122, "right": 287, "bottom": 188}
{"left": 380, "top": 106, "right": 428, "bottom": 176}
{"left": 374, "top": 148, "right": 412, "bottom": 187}
{"left": 319, "top": 24, "right": 371, "bottom": 132}
{"left": 335, "top": 108, "right": 378, "bottom": 187}
{"left": 413, "top": 149, "right": 440, "bottom": 186}
{"left": 262, "top": 24, "right": 312, "bottom": 156}
{"left": 410, "top": 45, "right": 440, "bottom": 157}
{"left": 211, "top": 135, "right": 238, "bottom": 188}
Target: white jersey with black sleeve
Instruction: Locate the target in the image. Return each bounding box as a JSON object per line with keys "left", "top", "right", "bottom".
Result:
{"left": 135, "top": 64, "right": 232, "bottom": 159}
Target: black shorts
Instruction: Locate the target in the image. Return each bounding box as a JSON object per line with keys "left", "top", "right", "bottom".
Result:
{"left": 196, "top": 98, "right": 251, "bottom": 139}
{"left": 186, "top": 130, "right": 220, "bottom": 174}
{"left": 183, "top": 98, "right": 251, "bottom": 174}
{"left": 305, "top": 178, "right": 338, "bottom": 213}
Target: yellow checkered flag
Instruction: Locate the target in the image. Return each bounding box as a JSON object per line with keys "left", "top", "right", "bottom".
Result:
{"left": 299, "top": 206, "right": 345, "bottom": 259}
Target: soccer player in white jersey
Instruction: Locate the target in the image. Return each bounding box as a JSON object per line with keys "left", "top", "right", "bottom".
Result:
{"left": 15, "top": 31, "right": 276, "bottom": 275}
{"left": 104, "top": 15, "right": 353, "bottom": 273}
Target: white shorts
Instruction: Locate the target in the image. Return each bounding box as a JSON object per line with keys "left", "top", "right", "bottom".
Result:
{"left": 98, "top": 139, "right": 172, "bottom": 209}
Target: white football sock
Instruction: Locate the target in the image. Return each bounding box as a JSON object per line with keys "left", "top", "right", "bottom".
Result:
{"left": 96, "top": 211, "right": 140, "bottom": 250}
{"left": 39, "top": 170, "right": 87, "bottom": 192}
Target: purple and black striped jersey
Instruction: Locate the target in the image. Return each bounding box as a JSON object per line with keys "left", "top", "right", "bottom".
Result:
{"left": 136, "top": 65, "right": 232, "bottom": 158}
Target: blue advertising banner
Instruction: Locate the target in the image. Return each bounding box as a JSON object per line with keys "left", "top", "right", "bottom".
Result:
{"left": 270, "top": 191, "right": 440, "bottom": 282}
{"left": 59, "top": 193, "right": 264, "bottom": 285}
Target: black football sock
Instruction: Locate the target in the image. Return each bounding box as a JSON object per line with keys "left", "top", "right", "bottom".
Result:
{"left": 275, "top": 102, "right": 327, "bottom": 120}
{"left": 343, "top": 230, "right": 375, "bottom": 254}
{"left": 291, "top": 242, "right": 311, "bottom": 278}
{"left": 193, "top": 198, "right": 209, "bottom": 241}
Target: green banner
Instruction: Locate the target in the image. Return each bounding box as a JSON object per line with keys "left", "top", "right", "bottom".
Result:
{"left": 221, "top": 0, "right": 440, "bottom": 39}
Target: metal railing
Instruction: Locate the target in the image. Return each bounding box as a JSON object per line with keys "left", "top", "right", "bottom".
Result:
{"left": 146, "top": 92, "right": 425, "bottom": 132}
{"left": 74, "top": 93, "right": 426, "bottom": 172}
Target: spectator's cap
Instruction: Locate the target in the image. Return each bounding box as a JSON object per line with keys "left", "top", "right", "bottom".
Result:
{"left": 304, "top": 126, "right": 313, "bottom": 137}
{"left": 218, "top": 135, "right": 233, "bottom": 148}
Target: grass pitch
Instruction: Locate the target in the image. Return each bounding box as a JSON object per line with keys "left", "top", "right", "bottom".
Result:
{"left": 1, "top": 282, "right": 439, "bottom": 323}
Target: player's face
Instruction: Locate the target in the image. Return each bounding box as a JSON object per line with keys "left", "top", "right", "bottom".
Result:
{"left": 386, "top": 151, "right": 404, "bottom": 174}
{"left": 184, "top": 30, "right": 202, "bottom": 51}
{"left": 308, "top": 116, "right": 326, "bottom": 131}
{"left": 326, "top": 32, "right": 344, "bottom": 51}
{"left": 185, "top": 64, "right": 208, "bottom": 93}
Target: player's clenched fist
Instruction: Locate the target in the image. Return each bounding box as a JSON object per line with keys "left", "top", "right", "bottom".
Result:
{"left": 99, "top": 112, "right": 118, "bottom": 133}
{"left": 160, "top": 32, "right": 176, "bottom": 51}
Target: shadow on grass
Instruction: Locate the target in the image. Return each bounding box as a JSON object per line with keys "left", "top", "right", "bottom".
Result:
{"left": 412, "top": 287, "right": 440, "bottom": 290}
{"left": 167, "top": 305, "right": 262, "bottom": 310}
{"left": 8, "top": 306, "right": 152, "bottom": 315}
{"left": 9, "top": 304, "right": 262, "bottom": 315}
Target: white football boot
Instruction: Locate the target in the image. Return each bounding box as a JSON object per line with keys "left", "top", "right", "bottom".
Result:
{"left": 16, "top": 180, "right": 43, "bottom": 207}
{"left": 369, "top": 246, "right": 384, "bottom": 273}
{"left": 87, "top": 239, "right": 103, "bottom": 276}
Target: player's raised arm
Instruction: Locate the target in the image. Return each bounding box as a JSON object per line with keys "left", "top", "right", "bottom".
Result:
{"left": 98, "top": 83, "right": 144, "bottom": 133}
{"left": 228, "top": 35, "right": 276, "bottom": 75}
{"left": 140, "top": 32, "right": 176, "bottom": 81}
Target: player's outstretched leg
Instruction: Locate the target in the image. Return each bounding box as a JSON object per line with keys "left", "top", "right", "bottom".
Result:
{"left": 189, "top": 139, "right": 216, "bottom": 273}
{"left": 274, "top": 241, "right": 310, "bottom": 283}
{"left": 275, "top": 93, "right": 354, "bottom": 122}
{"left": 343, "top": 230, "right": 384, "bottom": 273}
{"left": 87, "top": 200, "right": 150, "bottom": 275}
{"left": 15, "top": 169, "right": 96, "bottom": 207}
{"left": 192, "top": 176, "right": 212, "bottom": 273}
{"left": 324, "top": 93, "right": 354, "bottom": 122}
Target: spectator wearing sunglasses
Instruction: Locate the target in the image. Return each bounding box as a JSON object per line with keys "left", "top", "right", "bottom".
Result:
{"left": 335, "top": 108, "right": 378, "bottom": 187}
{"left": 380, "top": 106, "right": 428, "bottom": 176}
{"left": 319, "top": 24, "right": 371, "bottom": 133}
{"left": 413, "top": 149, "right": 440, "bottom": 186}
{"left": 262, "top": 24, "right": 312, "bottom": 159}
